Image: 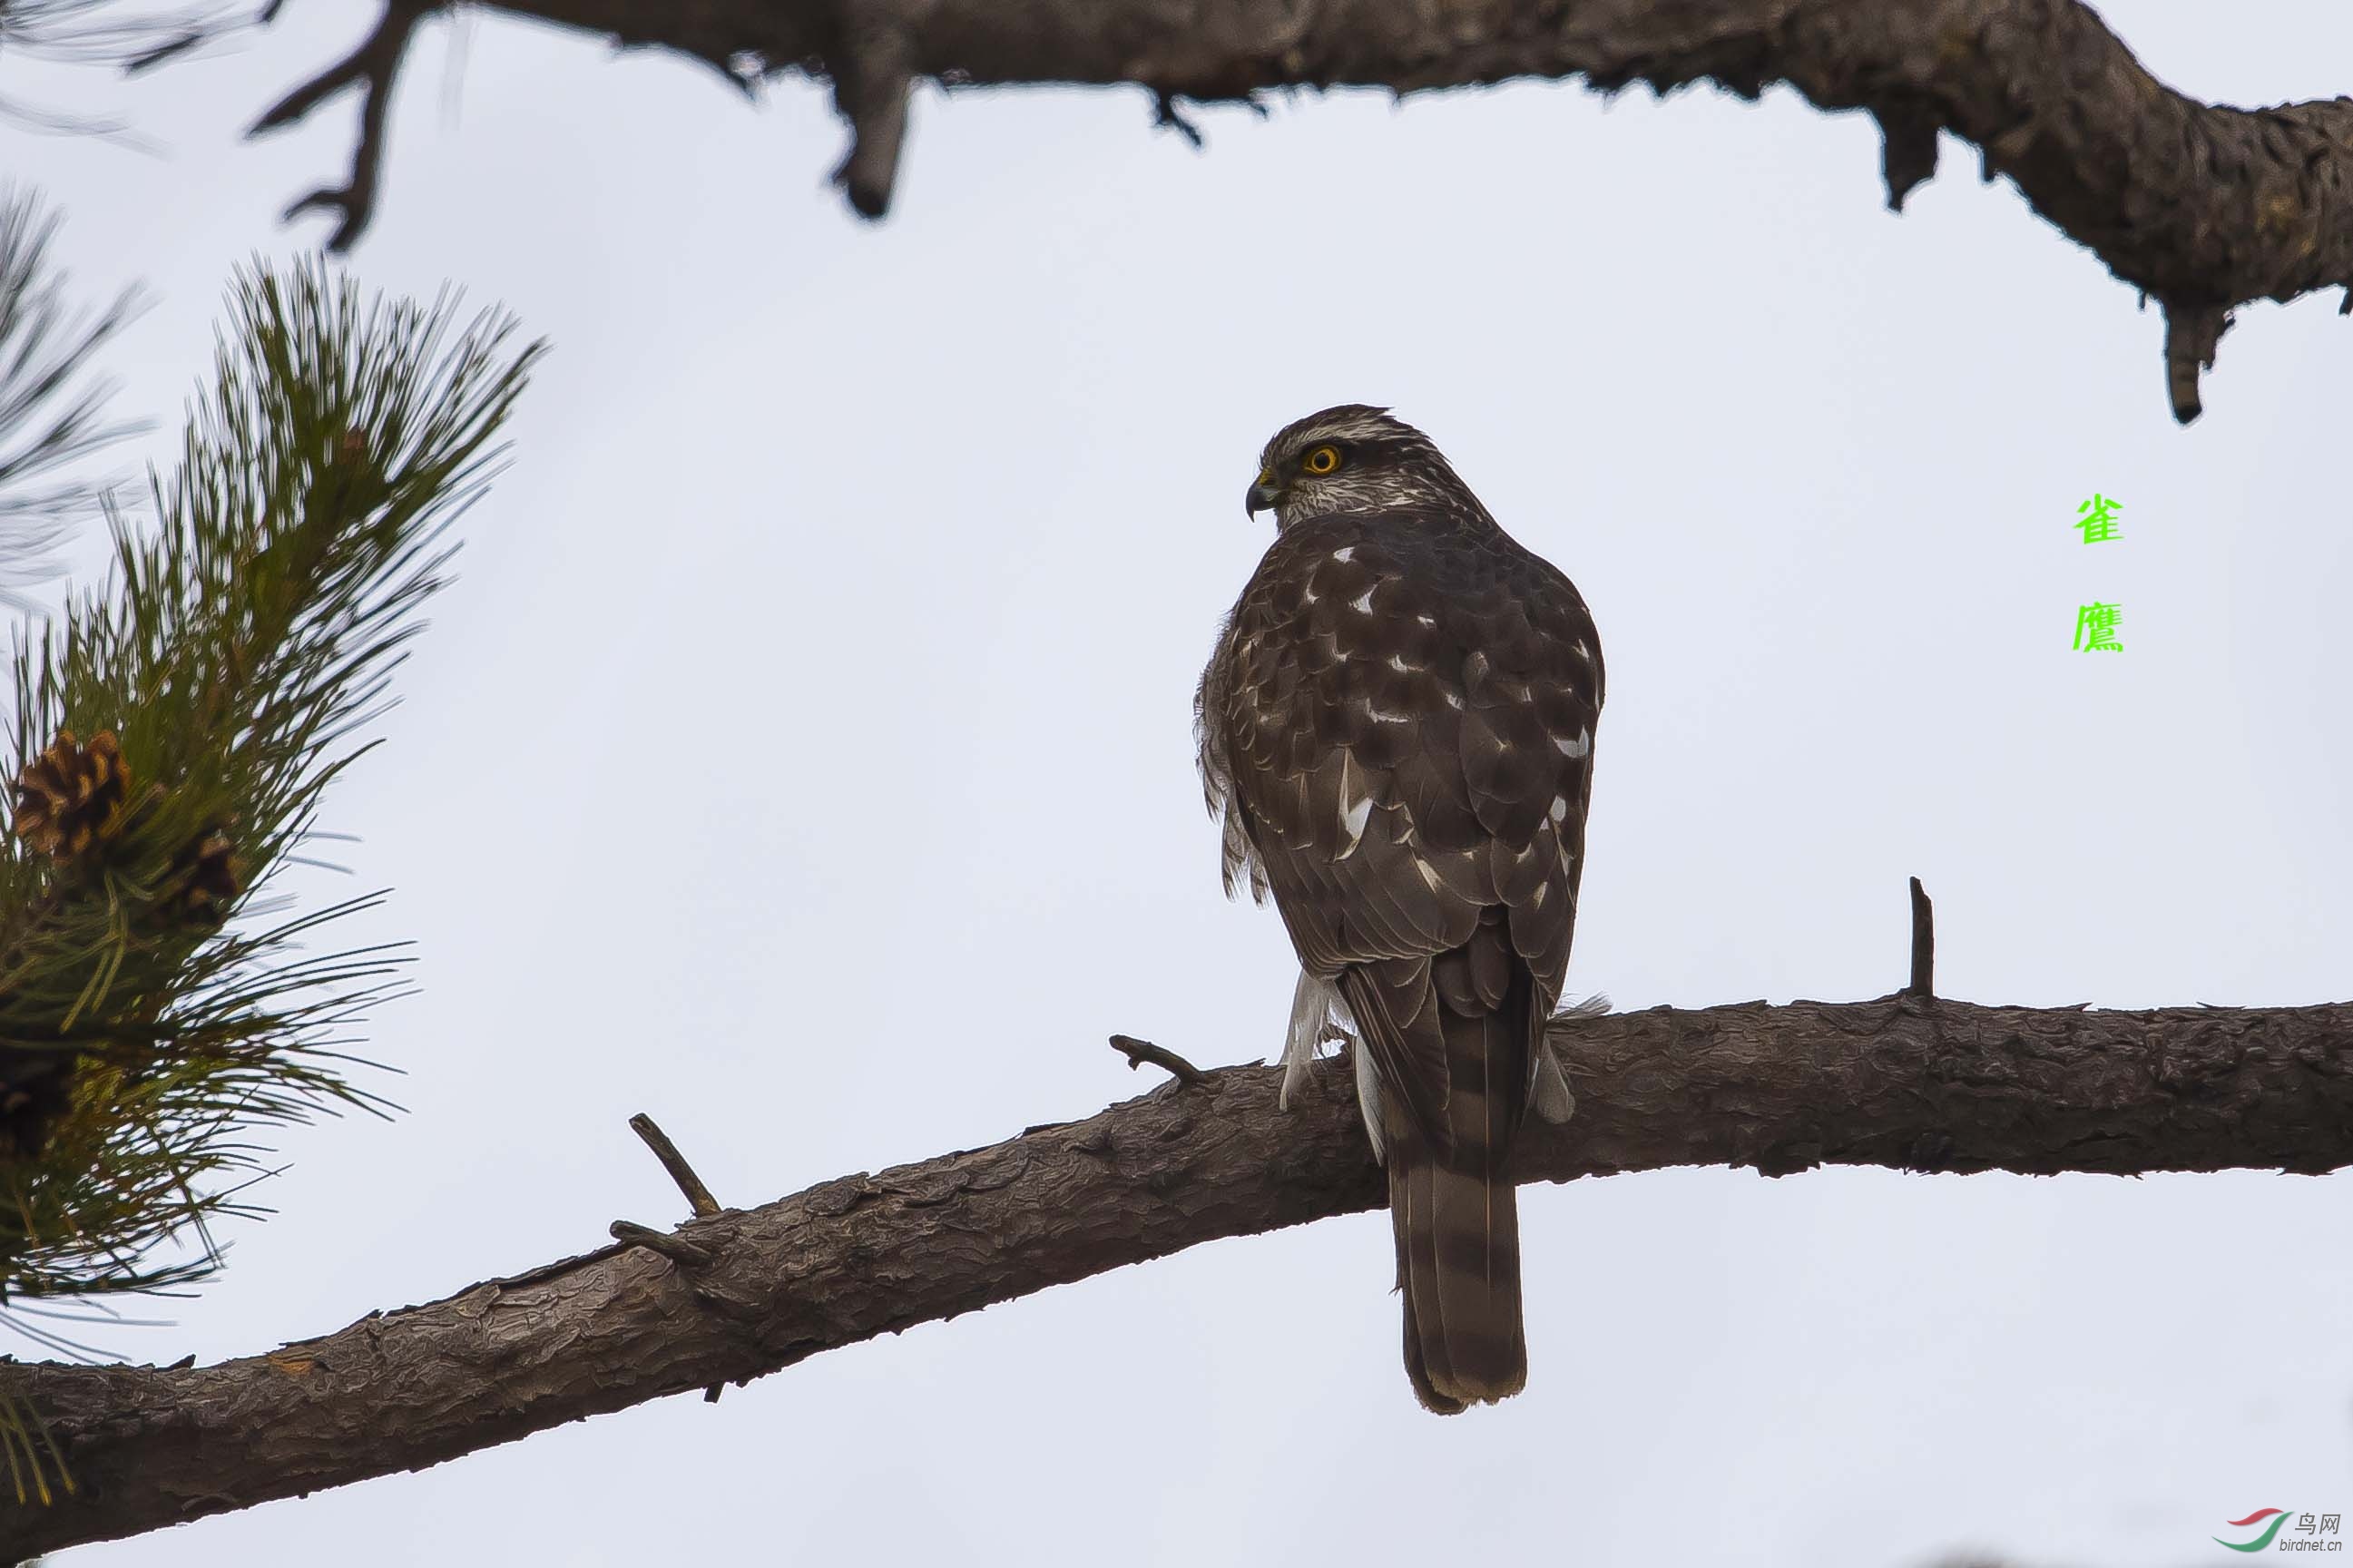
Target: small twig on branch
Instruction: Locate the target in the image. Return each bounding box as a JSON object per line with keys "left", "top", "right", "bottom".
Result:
{"left": 1108, "top": 1033, "right": 1208, "bottom": 1085}
{"left": 1152, "top": 90, "right": 1205, "bottom": 149}
{"left": 1872, "top": 101, "right": 1939, "bottom": 212}
{"left": 606, "top": 1220, "right": 713, "bottom": 1269}
{"left": 828, "top": 26, "right": 914, "bottom": 218}
{"left": 1907, "top": 876, "right": 1935, "bottom": 998}
{"left": 2162, "top": 302, "right": 2233, "bottom": 424}
{"left": 249, "top": 0, "right": 436, "bottom": 251}
{"left": 628, "top": 1112, "right": 723, "bottom": 1219}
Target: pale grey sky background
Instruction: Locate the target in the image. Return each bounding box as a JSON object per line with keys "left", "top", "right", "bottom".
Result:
{"left": 5, "top": 4, "right": 2352, "bottom": 1564}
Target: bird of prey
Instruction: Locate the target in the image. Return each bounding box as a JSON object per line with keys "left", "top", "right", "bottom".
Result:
{"left": 1195, "top": 406, "right": 1603, "bottom": 1413}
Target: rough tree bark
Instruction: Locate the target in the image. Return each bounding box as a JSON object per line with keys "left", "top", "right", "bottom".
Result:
{"left": 6, "top": 992, "right": 2349, "bottom": 1557}
{"left": 239, "top": 0, "right": 2353, "bottom": 420}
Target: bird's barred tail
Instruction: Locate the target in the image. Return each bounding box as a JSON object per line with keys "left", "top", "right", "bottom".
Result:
{"left": 1385, "top": 995, "right": 1529, "bottom": 1415}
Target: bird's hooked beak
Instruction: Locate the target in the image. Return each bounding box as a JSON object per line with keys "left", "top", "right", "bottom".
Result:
{"left": 1246, "top": 466, "right": 1281, "bottom": 519}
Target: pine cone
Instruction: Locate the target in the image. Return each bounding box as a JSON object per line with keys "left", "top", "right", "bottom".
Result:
{"left": 0, "top": 1052, "right": 74, "bottom": 1161}
{"left": 12, "top": 730, "right": 132, "bottom": 864}
{"left": 166, "top": 828, "right": 242, "bottom": 928}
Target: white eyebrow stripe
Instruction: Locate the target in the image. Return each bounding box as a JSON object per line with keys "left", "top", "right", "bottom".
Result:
{"left": 1292, "top": 413, "right": 1406, "bottom": 444}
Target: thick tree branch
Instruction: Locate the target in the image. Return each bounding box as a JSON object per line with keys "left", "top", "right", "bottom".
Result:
{"left": 7, "top": 993, "right": 2351, "bottom": 1555}
{"left": 233, "top": 0, "right": 2353, "bottom": 418}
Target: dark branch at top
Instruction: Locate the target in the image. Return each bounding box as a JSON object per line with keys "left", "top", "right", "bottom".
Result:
{"left": 224, "top": 0, "right": 2353, "bottom": 419}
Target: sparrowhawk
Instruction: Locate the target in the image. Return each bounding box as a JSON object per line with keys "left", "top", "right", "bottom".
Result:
{"left": 1196, "top": 406, "right": 1603, "bottom": 1413}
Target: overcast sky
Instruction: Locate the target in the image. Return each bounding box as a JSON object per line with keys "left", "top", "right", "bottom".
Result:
{"left": 5, "top": 3, "right": 2353, "bottom": 1564}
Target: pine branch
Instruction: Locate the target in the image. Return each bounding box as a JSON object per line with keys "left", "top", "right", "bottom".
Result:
{"left": 0, "top": 992, "right": 2344, "bottom": 1553}
{"left": 0, "top": 0, "right": 247, "bottom": 69}
{"left": 0, "top": 263, "right": 541, "bottom": 1327}
{"left": 0, "top": 0, "right": 256, "bottom": 142}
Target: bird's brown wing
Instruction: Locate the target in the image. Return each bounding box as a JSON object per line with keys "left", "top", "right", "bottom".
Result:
{"left": 1196, "top": 508, "right": 1603, "bottom": 1153}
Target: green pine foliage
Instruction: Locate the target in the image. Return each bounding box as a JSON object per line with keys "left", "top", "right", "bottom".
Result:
{"left": 0, "top": 192, "right": 137, "bottom": 608}
{"left": 0, "top": 248, "right": 539, "bottom": 1502}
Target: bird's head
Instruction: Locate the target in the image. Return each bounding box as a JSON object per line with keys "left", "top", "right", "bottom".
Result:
{"left": 1245, "top": 405, "right": 1480, "bottom": 531}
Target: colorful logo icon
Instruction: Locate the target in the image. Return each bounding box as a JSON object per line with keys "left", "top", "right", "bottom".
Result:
{"left": 2218, "top": 1509, "right": 2292, "bottom": 1552}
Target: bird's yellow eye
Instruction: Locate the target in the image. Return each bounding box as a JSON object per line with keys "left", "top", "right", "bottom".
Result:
{"left": 1302, "top": 445, "right": 1343, "bottom": 475}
